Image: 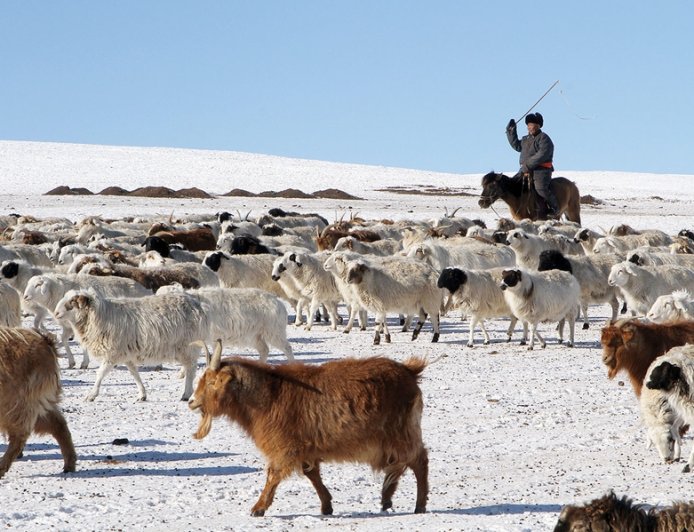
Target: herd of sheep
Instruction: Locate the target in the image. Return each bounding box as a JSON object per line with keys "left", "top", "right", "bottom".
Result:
{"left": 3, "top": 209, "right": 694, "bottom": 523}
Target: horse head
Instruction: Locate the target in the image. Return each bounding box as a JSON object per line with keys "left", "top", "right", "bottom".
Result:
{"left": 478, "top": 171, "right": 505, "bottom": 208}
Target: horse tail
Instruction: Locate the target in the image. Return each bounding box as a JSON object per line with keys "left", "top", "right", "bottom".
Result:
{"left": 567, "top": 181, "right": 582, "bottom": 226}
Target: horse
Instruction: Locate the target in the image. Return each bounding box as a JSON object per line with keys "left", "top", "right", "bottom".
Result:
{"left": 478, "top": 171, "right": 581, "bottom": 225}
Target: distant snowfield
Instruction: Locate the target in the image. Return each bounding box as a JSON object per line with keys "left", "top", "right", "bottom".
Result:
{"left": 0, "top": 140, "right": 693, "bottom": 531}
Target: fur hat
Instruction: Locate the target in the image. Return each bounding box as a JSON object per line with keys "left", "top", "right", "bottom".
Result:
{"left": 525, "top": 113, "right": 543, "bottom": 127}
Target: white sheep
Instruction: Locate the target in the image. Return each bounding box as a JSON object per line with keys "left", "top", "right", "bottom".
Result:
{"left": 0, "top": 243, "right": 53, "bottom": 269}
{"left": 333, "top": 236, "right": 402, "bottom": 256}
{"left": 345, "top": 256, "right": 442, "bottom": 345}
{"left": 645, "top": 345, "right": 694, "bottom": 472}
{"left": 0, "top": 259, "right": 49, "bottom": 330}
{"left": 203, "top": 251, "right": 292, "bottom": 303}
{"left": 640, "top": 363, "right": 683, "bottom": 463}
{"left": 592, "top": 232, "right": 673, "bottom": 255}
{"left": 406, "top": 239, "right": 515, "bottom": 271}
{"left": 437, "top": 267, "right": 527, "bottom": 347}
{"left": 505, "top": 230, "right": 560, "bottom": 270}
{"left": 158, "top": 286, "right": 293, "bottom": 362}
{"left": 57, "top": 244, "right": 94, "bottom": 268}
{"left": 54, "top": 289, "right": 209, "bottom": 401}
{"left": 572, "top": 227, "right": 605, "bottom": 255}
{"left": 647, "top": 290, "right": 694, "bottom": 323}
{"left": 271, "top": 251, "right": 341, "bottom": 331}
{"left": 608, "top": 261, "right": 694, "bottom": 316}
{"left": 0, "top": 283, "right": 21, "bottom": 327}
{"left": 322, "top": 251, "right": 369, "bottom": 333}
{"left": 499, "top": 269, "right": 581, "bottom": 350}
{"left": 23, "top": 273, "right": 150, "bottom": 369}
{"left": 537, "top": 249, "right": 622, "bottom": 329}
{"left": 627, "top": 248, "right": 694, "bottom": 268}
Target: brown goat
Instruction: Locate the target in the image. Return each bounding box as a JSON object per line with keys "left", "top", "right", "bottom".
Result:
{"left": 601, "top": 319, "right": 694, "bottom": 397}
{"left": 315, "top": 227, "right": 381, "bottom": 251}
{"left": 555, "top": 491, "right": 694, "bottom": 531}
{"left": 151, "top": 227, "right": 216, "bottom": 252}
{"left": 0, "top": 327, "right": 77, "bottom": 478}
{"left": 82, "top": 263, "right": 200, "bottom": 293}
{"left": 189, "top": 341, "right": 429, "bottom": 516}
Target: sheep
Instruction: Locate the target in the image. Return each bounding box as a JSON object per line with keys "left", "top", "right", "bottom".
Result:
{"left": 23, "top": 272, "right": 151, "bottom": 369}
{"left": 83, "top": 261, "right": 218, "bottom": 292}
{"left": 54, "top": 289, "right": 209, "bottom": 401}
{"left": 57, "top": 244, "right": 95, "bottom": 268}
{"left": 345, "top": 257, "right": 442, "bottom": 345}
{"left": 555, "top": 491, "right": 694, "bottom": 531}
{"left": 538, "top": 249, "right": 622, "bottom": 329}
{"left": 0, "top": 327, "right": 77, "bottom": 478}
{"left": 203, "top": 251, "right": 291, "bottom": 302}
{"left": 189, "top": 341, "right": 428, "bottom": 516}
{"left": 600, "top": 319, "right": 694, "bottom": 462}
{"left": 641, "top": 362, "right": 684, "bottom": 463}
{"left": 76, "top": 217, "right": 129, "bottom": 244}
{"left": 572, "top": 227, "right": 605, "bottom": 255}
{"left": 217, "top": 233, "right": 276, "bottom": 255}
{"left": 322, "top": 252, "right": 369, "bottom": 333}
{"left": 271, "top": 251, "right": 341, "bottom": 331}
{"left": 505, "top": 230, "right": 560, "bottom": 270}
{"left": 0, "top": 243, "right": 53, "bottom": 269}
{"left": 646, "top": 345, "right": 694, "bottom": 472}
{"left": 628, "top": 248, "right": 694, "bottom": 268}
{"left": 648, "top": 290, "right": 694, "bottom": 323}
{"left": 437, "top": 267, "right": 526, "bottom": 347}
{"left": 1, "top": 260, "right": 50, "bottom": 329}
{"left": 592, "top": 232, "right": 673, "bottom": 255}
{"left": 333, "top": 235, "right": 402, "bottom": 256}
{"left": 160, "top": 286, "right": 293, "bottom": 362}
{"left": 0, "top": 283, "right": 21, "bottom": 327}
{"left": 406, "top": 239, "right": 515, "bottom": 272}
{"left": 66, "top": 253, "right": 113, "bottom": 274}
{"left": 608, "top": 261, "right": 694, "bottom": 316}
{"left": 143, "top": 236, "right": 203, "bottom": 263}
{"left": 499, "top": 269, "right": 581, "bottom": 350}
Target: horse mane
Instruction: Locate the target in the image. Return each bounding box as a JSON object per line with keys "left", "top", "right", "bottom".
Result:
{"left": 482, "top": 171, "right": 525, "bottom": 198}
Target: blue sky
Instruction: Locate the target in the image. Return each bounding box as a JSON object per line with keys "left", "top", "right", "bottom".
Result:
{"left": 1, "top": 1, "right": 692, "bottom": 174}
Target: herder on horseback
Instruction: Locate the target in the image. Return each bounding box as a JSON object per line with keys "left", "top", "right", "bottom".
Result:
{"left": 506, "top": 112, "right": 559, "bottom": 220}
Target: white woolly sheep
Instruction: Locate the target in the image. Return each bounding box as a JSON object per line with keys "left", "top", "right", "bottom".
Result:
{"left": 640, "top": 361, "right": 683, "bottom": 463}
{"left": 54, "top": 289, "right": 209, "bottom": 401}
{"left": 406, "top": 239, "right": 515, "bottom": 272}
{"left": 437, "top": 267, "right": 526, "bottom": 347}
{"left": 345, "top": 256, "right": 442, "bottom": 345}
{"left": 647, "top": 290, "right": 694, "bottom": 323}
{"left": 608, "top": 261, "right": 694, "bottom": 316}
{"left": 499, "top": 269, "right": 581, "bottom": 350}
{"left": 23, "top": 273, "right": 150, "bottom": 369}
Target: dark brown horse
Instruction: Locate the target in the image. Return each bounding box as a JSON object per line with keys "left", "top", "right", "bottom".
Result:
{"left": 478, "top": 171, "right": 581, "bottom": 225}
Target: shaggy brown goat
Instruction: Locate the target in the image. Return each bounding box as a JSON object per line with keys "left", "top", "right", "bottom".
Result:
{"left": 315, "top": 227, "right": 381, "bottom": 251}
{"left": 555, "top": 491, "right": 694, "bottom": 531}
{"left": 189, "top": 341, "right": 428, "bottom": 516}
{"left": 601, "top": 319, "right": 694, "bottom": 396}
{"left": 151, "top": 227, "right": 216, "bottom": 252}
{"left": 0, "top": 327, "right": 76, "bottom": 478}
{"left": 82, "top": 263, "right": 200, "bottom": 293}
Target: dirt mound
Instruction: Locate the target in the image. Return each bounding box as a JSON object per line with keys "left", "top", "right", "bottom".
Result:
{"left": 221, "top": 188, "right": 257, "bottom": 197}
{"left": 45, "top": 186, "right": 94, "bottom": 195}
{"left": 258, "top": 188, "right": 316, "bottom": 199}
{"left": 176, "top": 187, "right": 212, "bottom": 199}
{"left": 99, "top": 186, "right": 130, "bottom": 196}
{"left": 376, "top": 185, "right": 475, "bottom": 197}
{"left": 129, "top": 186, "right": 179, "bottom": 198}
{"left": 313, "top": 188, "right": 362, "bottom": 200}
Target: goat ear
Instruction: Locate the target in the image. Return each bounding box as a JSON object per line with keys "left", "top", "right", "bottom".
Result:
{"left": 75, "top": 294, "right": 90, "bottom": 309}
{"left": 620, "top": 323, "right": 635, "bottom": 343}
{"left": 209, "top": 339, "right": 223, "bottom": 371}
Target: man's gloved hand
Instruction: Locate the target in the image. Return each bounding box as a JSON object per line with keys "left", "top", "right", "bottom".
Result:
{"left": 506, "top": 118, "right": 516, "bottom": 130}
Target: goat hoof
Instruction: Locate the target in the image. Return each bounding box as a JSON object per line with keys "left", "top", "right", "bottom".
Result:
{"left": 414, "top": 505, "right": 426, "bottom": 514}
{"left": 385, "top": 334, "right": 392, "bottom": 343}
{"left": 683, "top": 464, "right": 691, "bottom": 473}
{"left": 321, "top": 504, "right": 333, "bottom": 515}
{"left": 431, "top": 333, "right": 439, "bottom": 343}
{"left": 342, "top": 329, "right": 350, "bottom": 334}
{"left": 582, "top": 323, "right": 589, "bottom": 330}
{"left": 373, "top": 337, "right": 381, "bottom": 346}
{"left": 466, "top": 342, "right": 474, "bottom": 348}
{"left": 381, "top": 500, "right": 393, "bottom": 512}
{"left": 251, "top": 509, "right": 266, "bottom": 517}
{"left": 527, "top": 346, "right": 534, "bottom": 351}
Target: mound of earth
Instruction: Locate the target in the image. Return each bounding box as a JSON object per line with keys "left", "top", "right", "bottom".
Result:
{"left": 176, "top": 187, "right": 212, "bottom": 199}
{"left": 128, "top": 186, "right": 179, "bottom": 198}
{"left": 376, "top": 186, "right": 475, "bottom": 196}
{"left": 313, "top": 188, "right": 362, "bottom": 200}
{"left": 99, "top": 186, "right": 130, "bottom": 196}
{"left": 258, "top": 188, "right": 316, "bottom": 199}
{"left": 221, "top": 188, "right": 257, "bottom": 197}
{"left": 44, "top": 186, "right": 94, "bottom": 195}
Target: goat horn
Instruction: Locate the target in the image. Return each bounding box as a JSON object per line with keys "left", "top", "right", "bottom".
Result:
{"left": 244, "top": 211, "right": 251, "bottom": 222}
{"left": 202, "top": 342, "right": 212, "bottom": 366}
{"left": 450, "top": 207, "right": 462, "bottom": 217}
{"left": 210, "top": 339, "right": 223, "bottom": 371}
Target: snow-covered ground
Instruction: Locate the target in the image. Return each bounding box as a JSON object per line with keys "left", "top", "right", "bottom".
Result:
{"left": 0, "top": 140, "right": 693, "bottom": 531}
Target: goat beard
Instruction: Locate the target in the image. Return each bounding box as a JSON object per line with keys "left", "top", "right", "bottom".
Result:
{"left": 193, "top": 414, "right": 213, "bottom": 440}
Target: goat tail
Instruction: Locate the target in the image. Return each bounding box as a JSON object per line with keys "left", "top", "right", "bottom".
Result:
{"left": 403, "top": 356, "right": 428, "bottom": 377}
